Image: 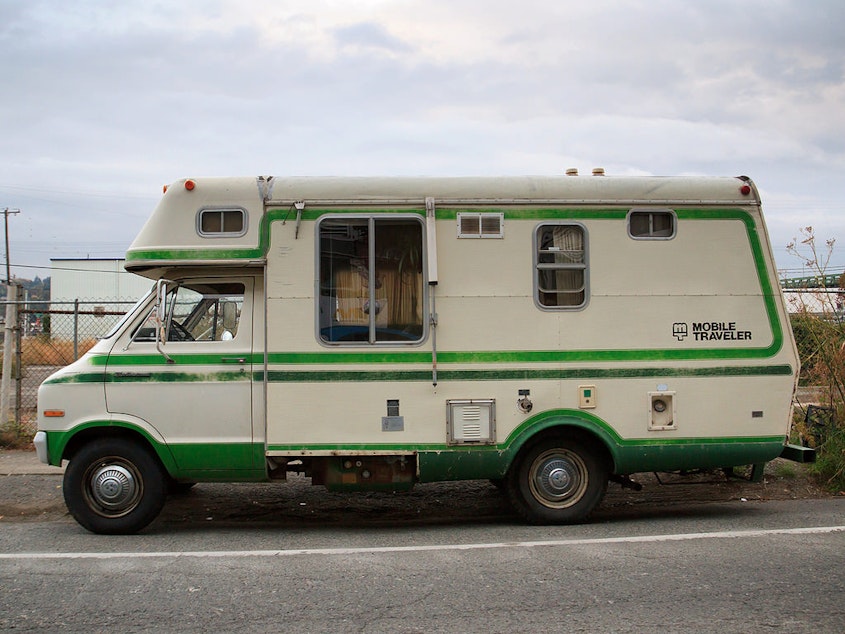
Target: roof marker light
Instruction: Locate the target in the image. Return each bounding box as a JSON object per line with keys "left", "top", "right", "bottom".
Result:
{"left": 185, "top": 179, "right": 196, "bottom": 191}
{"left": 739, "top": 184, "right": 751, "bottom": 196}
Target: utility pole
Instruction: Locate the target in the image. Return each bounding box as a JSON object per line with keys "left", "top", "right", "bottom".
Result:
{"left": 3, "top": 207, "right": 20, "bottom": 283}
{"left": 1, "top": 208, "right": 19, "bottom": 426}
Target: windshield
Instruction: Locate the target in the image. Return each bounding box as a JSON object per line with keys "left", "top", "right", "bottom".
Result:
{"left": 102, "top": 286, "right": 155, "bottom": 339}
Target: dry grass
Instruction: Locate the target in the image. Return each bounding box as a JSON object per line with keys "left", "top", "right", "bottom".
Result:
{"left": 18, "top": 336, "right": 97, "bottom": 366}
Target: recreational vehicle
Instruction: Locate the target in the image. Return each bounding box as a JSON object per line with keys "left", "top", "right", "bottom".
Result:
{"left": 35, "top": 173, "right": 807, "bottom": 533}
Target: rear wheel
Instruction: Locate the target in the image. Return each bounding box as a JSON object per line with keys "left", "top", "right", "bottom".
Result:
{"left": 507, "top": 435, "right": 608, "bottom": 524}
{"left": 63, "top": 438, "right": 167, "bottom": 534}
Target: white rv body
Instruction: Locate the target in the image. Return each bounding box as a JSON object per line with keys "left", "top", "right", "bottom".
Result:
{"left": 35, "top": 174, "right": 803, "bottom": 533}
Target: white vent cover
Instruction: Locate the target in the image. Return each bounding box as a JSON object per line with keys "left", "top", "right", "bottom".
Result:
{"left": 457, "top": 213, "right": 504, "bottom": 239}
{"left": 447, "top": 399, "right": 496, "bottom": 445}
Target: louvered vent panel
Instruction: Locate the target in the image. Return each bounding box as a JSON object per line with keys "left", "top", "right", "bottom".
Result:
{"left": 457, "top": 213, "right": 504, "bottom": 239}
{"left": 461, "top": 424, "right": 482, "bottom": 439}
{"left": 481, "top": 215, "right": 502, "bottom": 235}
{"left": 460, "top": 215, "right": 481, "bottom": 236}
{"left": 461, "top": 406, "right": 481, "bottom": 420}
{"left": 447, "top": 399, "right": 496, "bottom": 445}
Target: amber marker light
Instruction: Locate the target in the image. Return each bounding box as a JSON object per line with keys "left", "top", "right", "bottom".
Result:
{"left": 185, "top": 179, "right": 196, "bottom": 191}
{"left": 43, "top": 409, "right": 65, "bottom": 418}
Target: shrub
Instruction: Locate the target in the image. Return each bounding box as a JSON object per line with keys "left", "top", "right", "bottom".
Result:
{"left": 787, "top": 228, "right": 845, "bottom": 492}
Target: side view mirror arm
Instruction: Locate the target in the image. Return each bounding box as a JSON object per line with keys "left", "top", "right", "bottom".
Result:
{"left": 155, "top": 278, "right": 175, "bottom": 364}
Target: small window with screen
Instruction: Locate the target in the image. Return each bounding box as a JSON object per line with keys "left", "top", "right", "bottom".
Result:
{"left": 198, "top": 208, "right": 247, "bottom": 237}
{"left": 534, "top": 223, "right": 588, "bottom": 309}
{"left": 628, "top": 210, "right": 676, "bottom": 239}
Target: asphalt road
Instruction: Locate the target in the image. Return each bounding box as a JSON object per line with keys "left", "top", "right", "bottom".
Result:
{"left": 0, "top": 488, "right": 842, "bottom": 633}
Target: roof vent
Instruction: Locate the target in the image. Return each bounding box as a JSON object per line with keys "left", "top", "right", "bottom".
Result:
{"left": 592, "top": 167, "right": 605, "bottom": 176}
{"left": 566, "top": 168, "right": 578, "bottom": 176}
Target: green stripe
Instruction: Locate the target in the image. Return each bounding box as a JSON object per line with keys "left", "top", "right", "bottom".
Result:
{"left": 266, "top": 436, "right": 785, "bottom": 454}
{"left": 265, "top": 364, "right": 792, "bottom": 383}
{"left": 88, "top": 353, "right": 263, "bottom": 366}
{"left": 46, "top": 364, "right": 792, "bottom": 385}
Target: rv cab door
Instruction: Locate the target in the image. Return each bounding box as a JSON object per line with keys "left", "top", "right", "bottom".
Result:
{"left": 104, "top": 277, "right": 258, "bottom": 472}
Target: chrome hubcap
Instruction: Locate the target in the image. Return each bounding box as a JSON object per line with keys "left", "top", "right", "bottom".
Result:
{"left": 88, "top": 463, "right": 139, "bottom": 514}
{"left": 529, "top": 449, "right": 588, "bottom": 509}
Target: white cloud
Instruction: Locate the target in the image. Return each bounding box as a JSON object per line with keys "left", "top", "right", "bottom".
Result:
{"left": 1, "top": 0, "right": 844, "bottom": 274}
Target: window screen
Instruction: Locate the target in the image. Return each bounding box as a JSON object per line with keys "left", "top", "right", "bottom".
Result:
{"left": 535, "top": 224, "right": 587, "bottom": 309}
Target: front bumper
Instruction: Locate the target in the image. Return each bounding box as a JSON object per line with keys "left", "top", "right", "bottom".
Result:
{"left": 33, "top": 431, "right": 49, "bottom": 464}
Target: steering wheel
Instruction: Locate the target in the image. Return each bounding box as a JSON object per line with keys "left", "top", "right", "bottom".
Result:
{"left": 168, "top": 321, "right": 195, "bottom": 342}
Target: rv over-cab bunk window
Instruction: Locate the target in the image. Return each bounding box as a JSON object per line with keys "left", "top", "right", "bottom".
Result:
{"left": 318, "top": 216, "right": 425, "bottom": 345}
{"left": 197, "top": 208, "right": 247, "bottom": 237}
{"left": 535, "top": 223, "right": 587, "bottom": 309}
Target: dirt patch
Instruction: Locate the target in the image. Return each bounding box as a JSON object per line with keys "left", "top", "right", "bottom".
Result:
{"left": 0, "top": 458, "right": 832, "bottom": 529}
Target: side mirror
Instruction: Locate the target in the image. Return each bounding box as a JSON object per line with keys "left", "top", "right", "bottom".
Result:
{"left": 155, "top": 278, "right": 175, "bottom": 363}
{"left": 221, "top": 301, "right": 238, "bottom": 330}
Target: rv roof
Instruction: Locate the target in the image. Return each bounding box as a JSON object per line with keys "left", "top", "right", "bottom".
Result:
{"left": 260, "top": 175, "right": 757, "bottom": 206}
{"left": 125, "top": 174, "right": 760, "bottom": 275}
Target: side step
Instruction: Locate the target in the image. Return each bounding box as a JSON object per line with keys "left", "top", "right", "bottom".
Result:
{"left": 780, "top": 443, "right": 816, "bottom": 463}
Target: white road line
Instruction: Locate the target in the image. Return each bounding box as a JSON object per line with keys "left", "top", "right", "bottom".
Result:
{"left": 2, "top": 525, "right": 843, "bottom": 561}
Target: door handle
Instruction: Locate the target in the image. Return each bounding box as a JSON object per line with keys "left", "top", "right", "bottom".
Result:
{"left": 221, "top": 357, "right": 247, "bottom": 364}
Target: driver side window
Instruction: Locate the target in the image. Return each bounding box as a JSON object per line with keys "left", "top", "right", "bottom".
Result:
{"left": 134, "top": 283, "right": 245, "bottom": 342}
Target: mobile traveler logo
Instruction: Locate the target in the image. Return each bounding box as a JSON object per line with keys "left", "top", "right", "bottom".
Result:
{"left": 673, "top": 322, "right": 752, "bottom": 342}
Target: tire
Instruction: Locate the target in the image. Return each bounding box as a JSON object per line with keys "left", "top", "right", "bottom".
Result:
{"left": 168, "top": 479, "right": 197, "bottom": 495}
{"left": 507, "top": 435, "right": 608, "bottom": 524}
{"left": 63, "top": 438, "right": 167, "bottom": 535}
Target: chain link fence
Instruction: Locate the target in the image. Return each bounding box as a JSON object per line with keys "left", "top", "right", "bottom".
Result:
{"left": 1, "top": 298, "right": 137, "bottom": 443}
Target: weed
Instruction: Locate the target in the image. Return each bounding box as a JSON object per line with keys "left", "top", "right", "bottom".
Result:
{"left": 786, "top": 228, "right": 845, "bottom": 492}
{"left": 0, "top": 417, "right": 36, "bottom": 450}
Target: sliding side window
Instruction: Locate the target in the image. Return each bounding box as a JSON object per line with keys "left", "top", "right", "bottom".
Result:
{"left": 318, "top": 216, "right": 425, "bottom": 344}
{"left": 535, "top": 223, "right": 588, "bottom": 309}
{"left": 628, "top": 209, "right": 676, "bottom": 239}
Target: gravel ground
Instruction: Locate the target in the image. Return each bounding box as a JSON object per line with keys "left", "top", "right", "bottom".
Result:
{"left": 0, "top": 453, "right": 833, "bottom": 529}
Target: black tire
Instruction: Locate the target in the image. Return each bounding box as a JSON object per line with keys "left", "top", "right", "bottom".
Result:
{"left": 168, "top": 479, "right": 197, "bottom": 495}
{"left": 507, "top": 435, "right": 609, "bottom": 524}
{"left": 63, "top": 438, "right": 167, "bottom": 534}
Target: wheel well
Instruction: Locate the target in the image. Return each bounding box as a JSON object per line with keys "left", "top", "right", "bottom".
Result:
{"left": 516, "top": 425, "right": 614, "bottom": 475}
{"left": 63, "top": 427, "right": 161, "bottom": 465}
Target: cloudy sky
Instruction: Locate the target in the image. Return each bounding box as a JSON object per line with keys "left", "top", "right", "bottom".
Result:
{"left": 1, "top": 0, "right": 843, "bottom": 281}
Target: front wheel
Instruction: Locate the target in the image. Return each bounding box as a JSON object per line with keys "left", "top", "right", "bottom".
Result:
{"left": 63, "top": 438, "right": 167, "bottom": 534}
{"left": 507, "top": 435, "right": 608, "bottom": 524}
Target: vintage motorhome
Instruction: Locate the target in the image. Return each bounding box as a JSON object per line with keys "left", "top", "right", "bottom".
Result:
{"left": 35, "top": 173, "right": 807, "bottom": 533}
